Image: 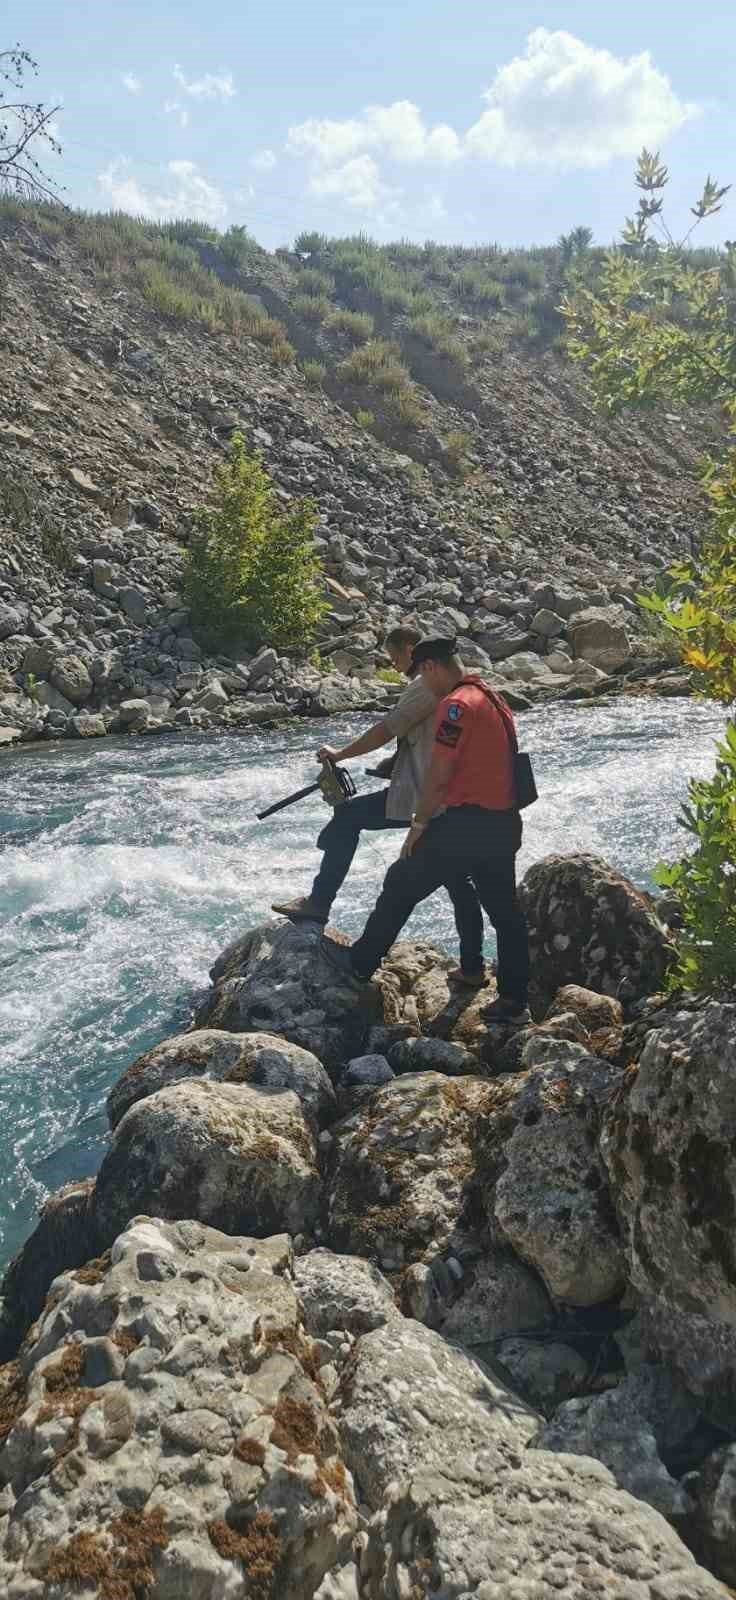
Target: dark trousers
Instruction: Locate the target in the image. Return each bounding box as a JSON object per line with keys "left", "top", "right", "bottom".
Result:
{"left": 312, "top": 790, "right": 485, "bottom": 976}
{"left": 351, "top": 804, "right": 530, "bottom": 1006}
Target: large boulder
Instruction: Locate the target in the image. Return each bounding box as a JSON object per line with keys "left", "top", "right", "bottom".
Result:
{"left": 49, "top": 655, "right": 93, "bottom": 705}
{"left": 569, "top": 605, "right": 632, "bottom": 671}
{"left": 694, "top": 1443, "right": 736, "bottom": 1585}
{"left": 0, "top": 1181, "right": 97, "bottom": 1363}
{"left": 0, "top": 1218, "right": 357, "bottom": 1599}
{"left": 360, "top": 1451, "right": 724, "bottom": 1599}
{"left": 532, "top": 1364, "right": 701, "bottom": 1518}
{"left": 196, "top": 922, "right": 385, "bottom": 1075}
{"left": 294, "top": 1250, "right": 398, "bottom": 1338}
{"left": 326, "top": 1072, "right": 492, "bottom": 1273}
{"left": 339, "top": 1317, "right": 539, "bottom": 1513}
{"left": 476, "top": 1040, "right": 624, "bottom": 1305}
{"left": 108, "top": 1028, "right": 336, "bottom": 1129}
{"left": 95, "top": 1078, "right": 320, "bottom": 1245}
{"left": 521, "top": 853, "right": 674, "bottom": 1015}
{"left": 601, "top": 1001, "right": 736, "bottom": 1417}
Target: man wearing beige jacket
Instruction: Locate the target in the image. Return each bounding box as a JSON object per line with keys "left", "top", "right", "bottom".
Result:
{"left": 272, "top": 624, "right": 486, "bottom": 985}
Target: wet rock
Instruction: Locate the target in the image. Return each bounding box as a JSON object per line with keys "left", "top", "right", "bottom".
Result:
{"left": 476, "top": 1042, "right": 623, "bottom": 1305}
{"left": 0, "top": 1181, "right": 97, "bottom": 1362}
{"left": 327, "top": 1072, "right": 492, "bottom": 1272}
{"left": 532, "top": 1364, "right": 701, "bottom": 1518}
{"left": 600, "top": 1001, "right": 736, "bottom": 1417}
{"left": 521, "top": 853, "right": 674, "bottom": 1015}
{"left": 196, "top": 922, "right": 385, "bottom": 1076}
{"left": 294, "top": 1249, "right": 397, "bottom": 1337}
{"left": 108, "top": 1027, "right": 336, "bottom": 1129}
{"left": 0, "top": 1217, "right": 357, "bottom": 1599}
{"left": 95, "top": 1078, "right": 320, "bottom": 1244}
{"left": 339, "top": 1317, "right": 539, "bottom": 1513}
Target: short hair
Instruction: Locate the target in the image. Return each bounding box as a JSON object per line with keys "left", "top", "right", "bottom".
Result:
{"left": 384, "top": 624, "right": 422, "bottom": 652}
{"left": 411, "top": 634, "right": 459, "bottom": 668}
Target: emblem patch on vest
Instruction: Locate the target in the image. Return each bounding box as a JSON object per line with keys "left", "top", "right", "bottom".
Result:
{"left": 447, "top": 703, "right": 463, "bottom": 721}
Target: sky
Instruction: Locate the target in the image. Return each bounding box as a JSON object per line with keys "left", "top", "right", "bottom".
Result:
{"left": 10, "top": 0, "right": 736, "bottom": 250}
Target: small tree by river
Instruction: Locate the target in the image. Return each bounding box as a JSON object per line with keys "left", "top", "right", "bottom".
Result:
{"left": 563, "top": 151, "right": 736, "bottom": 993}
{"left": 183, "top": 433, "right": 325, "bottom": 654}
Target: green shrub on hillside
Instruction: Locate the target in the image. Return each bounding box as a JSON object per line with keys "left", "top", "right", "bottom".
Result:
{"left": 455, "top": 268, "right": 504, "bottom": 308}
{"left": 327, "top": 308, "right": 374, "bottom": 343}
{"left": 183, "top": 433, "right": 324, "bottom": 652}
{"left": 355, "top": 408, "right": 376, "bottom": 431}
{"left": 444, "top": 429, "right": 472, "bottom": 474}
{"left": 302, "top": 359, "right": 327, "bottom": 387}
{"left": 340, "top": 339, "right": 424, "bottom": 426}
{"left": 292, "top": 293, "right": 331, "bottom": 323}
{"left": 407, "top": 312, "right": 469, "bottom": 369}
{"left": 294, "top": 230, "right": 329, "bottom": 256}
{"left": 219, "top": 224, "right": 258, "bottom": 268}
{"left": 297, "top": 267, "right": 335, "bottom": 298}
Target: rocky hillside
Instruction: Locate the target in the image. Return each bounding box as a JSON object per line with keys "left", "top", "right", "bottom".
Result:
{"left": 0, "top": 205, "right": 720, "bottom": 745}
{"left": 1, "top": 853, "right": 735, "bottom": 1595}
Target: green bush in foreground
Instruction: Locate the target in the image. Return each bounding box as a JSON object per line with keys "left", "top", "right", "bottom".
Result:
{"left": 654, "top": 724, "right": 736, "bottom": 993}
{"left": 183, "top": 434, "right": 325, "bottom": 652}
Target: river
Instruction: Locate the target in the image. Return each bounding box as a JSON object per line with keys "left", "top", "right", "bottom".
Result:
{"left": 0, "top": 696, "right": 724, "bottom": 1271}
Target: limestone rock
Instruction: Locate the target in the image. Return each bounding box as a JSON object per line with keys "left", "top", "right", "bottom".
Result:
{"left": 600, "top": 1001, "right": 736, "bottom": 1416}
{"left": 694, "top": 1443, "right": 736, "bottom": 1584}
{"left": 476, "top": 1042, "right": 624, "bottom": 1305}
{"left": 49, "top": 655, "right": 93, "bottom": 705}
{"left": 360, "top": 1450, "right": 724, "bottom": 1599}
{"left": 197, "top": 922, "right": 385, "bottom": 1075}
{"left": 108, "top": 1028, "right": 336, "bottom": 1130}
{"left": 95, "top": 1078, "right": 320, "bottom": 1244}
{"left": 438, "top": 1250, "right": 552, "bottom": 1347}
{"left": 339, "top": 1317, "right": 539, "bottom": 1513}
{"left": 327, "top": 1072, "right": 492, "bottom": 1272}
{"left": 0, "top": 1181, "right": 97, "bottom": 1363}
{"left": 521, "top": 853, "right": 674, "bottom": 1015}
{"left": 0, "top": 1218, "right": 357, "bottom": 1599}
{"left": 496, "top": 1337, "right": 589, "bottom": 1408}
{"left": 545, "top": 983, "right": 624, "bottom": 1035}
{"left": 294, "top": 1249, "right": 397, "bottom": 1337}
{"left": 570, "top": 605, "right": 632, "bottom": 671}
{"left": 532, "top": 1364, "right": 701, "bottom": 1518}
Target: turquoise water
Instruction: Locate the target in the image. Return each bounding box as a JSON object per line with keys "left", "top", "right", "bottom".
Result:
{"left": 0, "top": 698, "right": 724, "bottom": 1270}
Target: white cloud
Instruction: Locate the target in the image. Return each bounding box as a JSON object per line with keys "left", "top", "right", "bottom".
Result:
{"left": 250, "top": 148, "right": 277, "bottom": 172}
{"left": 173, "top": 64, "right": 236, "bottom": 101}
{"left": 308, "top": 155, "right": 396, "bottom": 212}
{"left": 122, "top": 73, "right": 142, "bottom": 96}
{"left": 98, "top": 158, "right": 227, "bottom": 224}
{"left": 164, "top": 99, "right": 189, "bottom": 130}
{"left": 288, "top": 99, "right": 461, "bottom": 168}
{"left": 465, "top": 29, "right": 698, "bottom": 168}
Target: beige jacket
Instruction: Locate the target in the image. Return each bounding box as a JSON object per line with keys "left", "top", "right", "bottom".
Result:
{"left": 383, "top": 675, "right": 437, "bottom": 821}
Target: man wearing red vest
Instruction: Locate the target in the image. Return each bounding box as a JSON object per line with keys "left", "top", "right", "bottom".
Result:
{"left": 323, "top": 636, "right": 531, "bottom": 1023}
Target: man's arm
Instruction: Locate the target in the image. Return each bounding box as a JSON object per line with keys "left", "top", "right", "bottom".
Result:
{"left": 317, "top": 720, "right": 391, "bottom": 765}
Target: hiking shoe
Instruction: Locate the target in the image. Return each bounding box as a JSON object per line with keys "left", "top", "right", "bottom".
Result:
{"left": 272, "top": 895, "right": 329, "bottom": 926}
{"left": 321, "top": 939, "right": 370, "bottom": 988}
{"left": 449, "top": 966, "right": 488, "bottom": 990}
{"left": 481, "top": 997, "right": 531, "bottom": 1027}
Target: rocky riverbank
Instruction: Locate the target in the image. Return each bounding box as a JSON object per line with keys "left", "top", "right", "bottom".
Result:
{"left": 0, "top": 209, "right": 703, "bottom": 750}
{"left": 1, "top": 851, "right": 735, "bottom": 1596}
